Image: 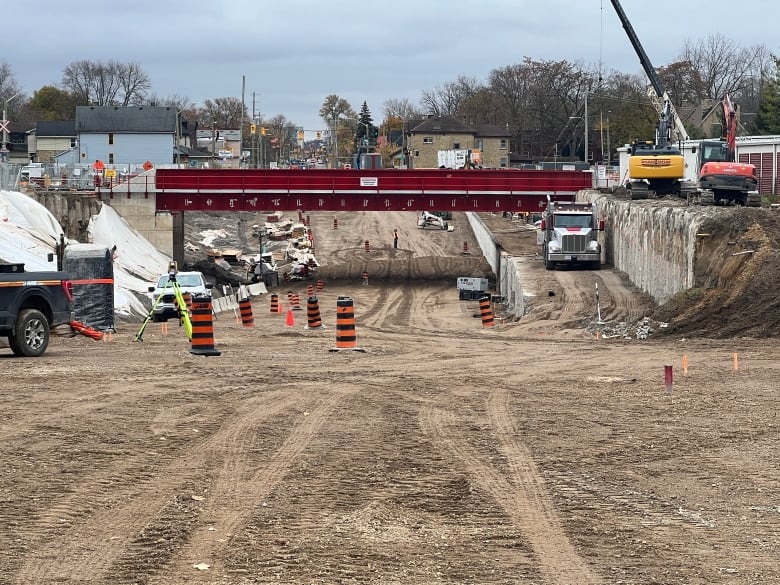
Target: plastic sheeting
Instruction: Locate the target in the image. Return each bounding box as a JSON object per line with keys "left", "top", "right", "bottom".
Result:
{"left": 1, "top": 189, "right": 169, "bottom": 320}
{"left": 63, "top": 244, "right": 116, "bottom": 332}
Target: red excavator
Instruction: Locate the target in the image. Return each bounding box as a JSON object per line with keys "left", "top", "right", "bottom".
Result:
{"left": 697, "top": 94, "right": 759, "bottom": 206}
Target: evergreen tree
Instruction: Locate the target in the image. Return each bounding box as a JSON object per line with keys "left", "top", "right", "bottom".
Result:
{"left": 354, "top": 101, "right": 376, "bottom": 155}
{"left": 754, "top": 58, "right": 780, "bottom": 135}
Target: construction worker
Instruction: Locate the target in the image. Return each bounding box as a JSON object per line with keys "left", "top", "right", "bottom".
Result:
{"left": 362, "top": 271, "right": 368, "bottom": 286}
{"left": 393, "top": 229, "right": 398, "bottom": 249}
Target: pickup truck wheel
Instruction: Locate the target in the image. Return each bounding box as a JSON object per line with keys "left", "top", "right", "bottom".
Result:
{"left": 9, "top": 309, "right": 50, "bottom": 357}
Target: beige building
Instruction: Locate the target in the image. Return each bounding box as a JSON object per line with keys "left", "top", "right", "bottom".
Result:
{"left": 406, "top": 116, "right": 510, "bottom": 169}
{"left": 29, "top": 121, "right": 77, "bottom": 163}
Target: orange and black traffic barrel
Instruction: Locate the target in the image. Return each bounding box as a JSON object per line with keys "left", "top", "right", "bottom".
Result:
{"left": 306, "top": 296, "right": 323, "bottom": 329}
{"left": 330, "top": 296, "right": 365, "bottom": 352}
{"left": 190, "top": 294, "right": 221, "bottom": 356}
{"left": 479, "top": 295, "right": 495, "bottom": 328}
{"left": 239, "top": 297, "right": 254, "bottom": 327}
{"left": 269, "top": 293, "right": 279, "bottom": 313}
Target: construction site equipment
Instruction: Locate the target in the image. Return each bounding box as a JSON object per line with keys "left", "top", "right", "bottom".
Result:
{"left": 457, "top": 277, "right": 489, "bottom": 301}
{"left": 695, "top": 94, "right": 760, "bottom": 207}
{"left": 540, "top": 196, "right": 603, "bottom": 271}
{"left": 417, "top": 211, "right": 449, "bottom": 230}
{"left": 611, "top": 0, "right": 758, "bottom": 206}
{"left": 610, "top": 0, "right": 687, "bottom": 199}
{"left": 136, "top": 262, "right": 193, "bottom": 342}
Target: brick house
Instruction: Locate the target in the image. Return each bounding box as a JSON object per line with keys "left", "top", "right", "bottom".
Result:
{"left": 406, "top": 116, "right": 511, "bottom": 169}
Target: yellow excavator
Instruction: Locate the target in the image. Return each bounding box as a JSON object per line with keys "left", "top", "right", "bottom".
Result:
{"left": 611, "top": 0, "right": 688, "bottom": 199}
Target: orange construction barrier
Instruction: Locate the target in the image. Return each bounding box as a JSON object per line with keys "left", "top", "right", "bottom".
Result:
{"left": 291, "top": 293, "right": 302, "bottom": 310}
{"left": 69, "top": 320, "right": 103, "bottom": 340}
{"left": 190, "top": 295, "right": 221, "bottom": 356}
{"left": 329, "top": 296, "right": 365, "bottom": 352}
{"left": 479, "top": 295, "right": 495, "bottom": 328}
{"left": 316, "top": 279, "right": 324, "bottom": 292}
{"left": 269, "top": 293, "right": 279, "bottom": 313}
{"left": 239, "top": 297, "right": 254, "bottom": 327}
{"left": 307, "top": 283, "right": 314, "bottom": 297}
{"left": 364, "top": 240, "right": 370, "bottom": 253}
{"left": 305, "top": 295, "right": 323, "bottom": 329}
{"left": 333, "top": 217, "right": 338, "bottom": 229}
{"left": 463, "top": 241, "right": 469, "bottom": 253}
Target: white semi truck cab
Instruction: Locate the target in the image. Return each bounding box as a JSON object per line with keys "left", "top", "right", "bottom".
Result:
{"left": 540, "top": 198, "right": 603, "bottom": 271}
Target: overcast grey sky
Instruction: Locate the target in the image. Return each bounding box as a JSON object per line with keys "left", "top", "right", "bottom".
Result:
{"left": 7, "top": 1, "right": 779, "bottom": 136}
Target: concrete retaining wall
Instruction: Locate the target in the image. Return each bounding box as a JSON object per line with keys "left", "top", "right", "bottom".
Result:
{"left": 469, "top": 193, "right": 702, "bottom": 318}
{"left": 582, "top": 191, "right": 703, "bottom": 303}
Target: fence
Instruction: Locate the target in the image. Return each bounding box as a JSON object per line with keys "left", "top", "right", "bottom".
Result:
{"left": 0, "top": 162, "right": 154, "bottom": 193}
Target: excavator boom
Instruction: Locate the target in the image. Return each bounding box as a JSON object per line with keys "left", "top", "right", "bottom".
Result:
{"left": 609, "top": 0, "right": 690, "bottom": 142}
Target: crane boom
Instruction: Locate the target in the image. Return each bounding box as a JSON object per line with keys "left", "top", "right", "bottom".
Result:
{"left": 609, "top": 0, "right": 690, "bottom": 142}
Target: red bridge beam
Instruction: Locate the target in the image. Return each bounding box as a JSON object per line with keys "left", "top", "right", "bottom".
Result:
{"left": 155, "top": 168, "right": 592, "bottom": 213}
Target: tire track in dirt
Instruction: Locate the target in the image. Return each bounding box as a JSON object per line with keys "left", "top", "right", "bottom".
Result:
{"left": 151, "top": 386, "right": 354, "bottom": 583}
{"left": 597, "top": 270, "right": 649, "bottom": 323}
{"left": 421, "top": 393, "right": 601, "bottom": 585}
{"left": 12, "top": 389, "right": 301, "bottom": 584}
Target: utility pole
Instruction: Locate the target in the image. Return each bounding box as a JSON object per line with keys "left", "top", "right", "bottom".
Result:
{"left": 585, "top": 93, "right": 589, "bottom": 165}
{"left": 240, "top": 75, "right": 246, "bottom": 168}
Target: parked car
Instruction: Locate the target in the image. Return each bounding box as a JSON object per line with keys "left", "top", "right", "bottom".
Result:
{"left": 148, "top": 271, "right": 211, "bottom": 322}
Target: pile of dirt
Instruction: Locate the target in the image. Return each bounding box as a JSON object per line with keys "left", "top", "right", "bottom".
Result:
{"left": 655, "top": 207, "right": 780, "bottom": 338}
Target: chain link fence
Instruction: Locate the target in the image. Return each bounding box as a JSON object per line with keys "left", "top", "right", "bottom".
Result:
{"left": 0, "top": 162, "right": 153, "bottom": 192}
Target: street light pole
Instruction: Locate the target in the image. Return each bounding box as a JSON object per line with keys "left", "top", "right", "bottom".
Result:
{"left": 2, "top": 92, "right": 20, "bottom": 161}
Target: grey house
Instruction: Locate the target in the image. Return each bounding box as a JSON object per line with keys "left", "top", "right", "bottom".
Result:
{"left": 75, "top": 106, "right": 177, "bottom": 166}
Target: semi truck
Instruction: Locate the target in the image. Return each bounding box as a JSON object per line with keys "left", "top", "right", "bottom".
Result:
{"left": 540, "top": 197, "right": 603, "bottom": 270}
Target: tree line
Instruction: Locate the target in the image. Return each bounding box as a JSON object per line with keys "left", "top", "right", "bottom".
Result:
{"left": 2, "top": 35, "right": 779, "bottom": 164}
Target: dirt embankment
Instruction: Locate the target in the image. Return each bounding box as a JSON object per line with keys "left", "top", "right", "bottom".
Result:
{"left": 653, "top": 207, "right": 780, "bottom": 338}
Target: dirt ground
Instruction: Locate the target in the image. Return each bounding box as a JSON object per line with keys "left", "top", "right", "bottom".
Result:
{"left": 2, "top": 204, "right": 780, "bottom": 585}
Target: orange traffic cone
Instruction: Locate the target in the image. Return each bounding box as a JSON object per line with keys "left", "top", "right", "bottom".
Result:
{"left": 286, "top": 308, "right": 295, "bottom": 327}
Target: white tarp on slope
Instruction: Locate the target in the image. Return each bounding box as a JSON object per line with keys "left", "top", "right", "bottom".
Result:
{"left": 0, "top": 189, "right": 171, "bottom": 318}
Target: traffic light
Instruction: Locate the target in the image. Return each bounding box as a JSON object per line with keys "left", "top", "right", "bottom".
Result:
{"left": 297, "top": 130, "right": 304, "bottom": 141}
{"left": 316, "top": 131, "right": 322, "bottom": 140}
{"left": 250, "top": 124, "right": 256, "bottom": 135}
{"left": 260, "top": 126, "right": 267, "bottom": 136}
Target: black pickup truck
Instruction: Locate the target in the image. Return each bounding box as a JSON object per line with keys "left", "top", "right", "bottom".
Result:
{"left": 0, "top": 263, "right": 74, "bottom": 357}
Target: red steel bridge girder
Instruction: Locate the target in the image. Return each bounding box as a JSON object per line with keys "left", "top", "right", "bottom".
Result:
{"left": 154, "top": 168, "right": 593, "bottom": 213}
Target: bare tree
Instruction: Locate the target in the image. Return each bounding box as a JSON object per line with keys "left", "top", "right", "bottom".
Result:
{"left": 678, "top": 34, "right": 771, "bottom": 101}
{"left": 115, "top": 62, "right": 151, "bottom": 106}
{"left": 0, "top": 61, "right": 26, "bottom": 117}
{"left": 62, "top": 60, "right": 150, "bottom": 106}
{"left": 486, "top": 59, "right": 596, "bottom": 160}
{"left": 419, "top": 75, "right": 483, "bottom": 117}
{"left": 382, "top": 97, "right": 421, "bottom": 124}
{"left": 201, "top": 97, "right": 246, "bottom": 129}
